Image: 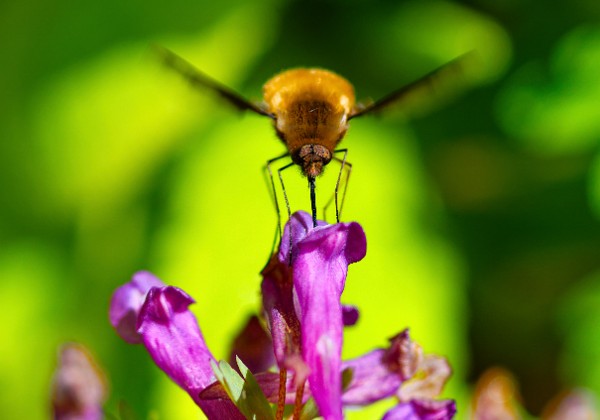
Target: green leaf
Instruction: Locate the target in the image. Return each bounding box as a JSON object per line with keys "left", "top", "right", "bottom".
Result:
{"left": 211, "top": 359, "right": 244, "bottom": 403}
{"left": 211, "top": 359, "right": 275, "bottom": 419}
{"left": 236, "top": 357, "right": 276, "bottom": 420}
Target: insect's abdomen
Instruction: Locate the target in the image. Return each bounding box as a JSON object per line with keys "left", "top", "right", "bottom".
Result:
{"left": 281, "top": 99, "right": 348, "bottom": 154}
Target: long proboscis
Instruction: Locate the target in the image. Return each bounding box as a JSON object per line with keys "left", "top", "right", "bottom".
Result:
{"left": 349, "top": 52, "right": 475, "bottom": 119}
{"left": 153, "top": 45, "right": 274, "bottom": 118}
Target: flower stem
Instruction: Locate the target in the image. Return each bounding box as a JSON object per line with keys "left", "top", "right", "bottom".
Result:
{"left": 292, "top": 380, "right": 305, "bottom": 419}
{"left": 276, "top": 369, "right": 287, "bottom": 420}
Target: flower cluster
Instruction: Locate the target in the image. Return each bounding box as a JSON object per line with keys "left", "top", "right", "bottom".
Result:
{"left": 109, "top": 211, "right": 455, "bottom": 419}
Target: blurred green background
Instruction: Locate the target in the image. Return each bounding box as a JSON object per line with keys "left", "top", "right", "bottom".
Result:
{"left": 2, "top": 0, "right": 600, "bottom": 418}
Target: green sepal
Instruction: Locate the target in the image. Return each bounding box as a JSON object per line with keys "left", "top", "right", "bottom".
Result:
{"left": 211, "top": 358, "right": 275, "bottom": 420}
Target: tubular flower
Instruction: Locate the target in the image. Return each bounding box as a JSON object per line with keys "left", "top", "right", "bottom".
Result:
{"left": 109, "top": 274, "right": 243, "bottom": 419}
{"left": 261, "top": 211, "right": 366, "bottom": 419}
{"left": 109, "top": 211, "right": 456, "bottom": 419}
{"left": 109, "top": 271, "right": 164, "bottom": 344}
{"left": 339, "top": 329, "right": 455, "bottom": 420}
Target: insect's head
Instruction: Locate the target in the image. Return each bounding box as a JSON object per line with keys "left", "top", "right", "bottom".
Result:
{"left": 295, "top": 144, "right": 332, "bottom": 178}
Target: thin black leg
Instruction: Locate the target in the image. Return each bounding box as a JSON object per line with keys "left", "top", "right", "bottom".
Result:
{"left": 322, "top": 149, "right": 352, "bottom": 223}
{"left": 264, "top": 153, "right": 291, "bottom": 243}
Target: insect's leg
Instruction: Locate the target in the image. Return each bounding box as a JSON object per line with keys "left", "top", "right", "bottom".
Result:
{"left": 334, "top": 149, "right": 352, "bottom": 222}
{"left": 277, "top": 161, "right": 296, "bottom": 266}
{"left": 322, "top": 149, "right": 352, "bottom": 223}
{"left": 264, "top": 153, "right": 291, "bottom": 245}
{"left": 277, "top": 161, "right": 295, "bottom": 224}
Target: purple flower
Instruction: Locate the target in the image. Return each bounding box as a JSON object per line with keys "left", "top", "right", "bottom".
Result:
{"left": 383, "top": 331, "right": 455, "bottom": 420}
{"left": 342, "top": 330, "right": 422, "bottom": 406}
{"left": 110, "top": 274, "right": 243, "bottom": 419}
{"left": 51, "top": 343, "right": 107, "bottom": 420}
{"left": 244, "top": 326, "right": 455, "bottom": 419}
{"left": 341, "top": 330, "right": 455, "bottom": 420}
{"left": 382, "top": 399, "right": 457, "bottom": 420}
{"left": 109, "top": 271, "right": 164, "bottom": 344}
{"left": 109, "top": 211, "right": 455, "bottom": 419}
{"left": 262, "top": 211, "right": 366, "bottom": 419}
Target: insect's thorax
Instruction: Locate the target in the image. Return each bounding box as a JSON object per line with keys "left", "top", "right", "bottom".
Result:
{"left": 263, "top": 69, "right": 355, "bottom": 177}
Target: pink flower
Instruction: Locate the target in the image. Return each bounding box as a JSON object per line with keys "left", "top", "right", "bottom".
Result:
{"left": 261, "top": 211, "right": 366, "bottom": 419}
{"left": 109, "top": 211, "right": 455, "bottom": 419}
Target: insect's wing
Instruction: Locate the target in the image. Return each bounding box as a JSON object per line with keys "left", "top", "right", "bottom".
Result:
{"left": 349, "top": 52, "right": 474, "bottom": 119}
{"left": 154, "top": 45, "right": 274, "bottom": 118}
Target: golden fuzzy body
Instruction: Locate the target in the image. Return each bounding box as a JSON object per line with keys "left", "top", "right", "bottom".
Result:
{"left": 263, "top": 69, "right": 356, "bottom": 177}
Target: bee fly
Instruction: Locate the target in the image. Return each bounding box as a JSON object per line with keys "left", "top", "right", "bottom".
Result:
{"left": 155, "top": 46, "right": 470, "bottom": 229}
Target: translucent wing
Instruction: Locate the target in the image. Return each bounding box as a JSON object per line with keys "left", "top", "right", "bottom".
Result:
{"left": 154, "top": 45, "right": 274, "bottom": 118}
{"left": 349, "top": 52, "right": 474, "bottom": 119}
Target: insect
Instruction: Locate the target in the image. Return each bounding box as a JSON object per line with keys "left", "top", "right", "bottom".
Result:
{"left": 155, "top": 46, "right": 469, "bottom": 228}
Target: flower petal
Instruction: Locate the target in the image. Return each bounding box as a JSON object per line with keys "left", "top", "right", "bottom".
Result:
{"left": 137, "top": 286, "right": 242, "bottom": 419}
{"left": 254, "top": 371, "right": 307, "bottom": 405}
{"left": 261, "top": 256, "right": 302, "bottom": 368}
{"left": 289, "top": 212, "right": 367, "bottom": 420}
{"left": 342, "top": 349, "right": 402, "bottom": 405}
{"left": 384, "top": 329, "right": 423, "bottom": 382}
{"left": 382, "top": 399, "right": 456, "bottom": 420}
{"left": 278, "top": 211, "right": 327, "bottom": 262}
{"left": 228, "top": 315, "right": 275, "bottom": 374}
{"left": 109, "top": 271, "right": 164, "bottom": 344}
{"left": 342, "top": 305, "right": 360, "bottom": 326}
{"left": 341, "top": 330, "right": 420, "bottom": 406}
{"left": 398, "top": 355, "right": 452, "bottom": 402}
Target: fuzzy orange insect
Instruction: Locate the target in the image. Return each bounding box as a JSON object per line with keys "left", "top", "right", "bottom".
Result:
{"left": 156, "top": 46, "right": 467, "bottom": 227}
{"left": 262, "top": 69, "right": 354, "bottom": 179}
